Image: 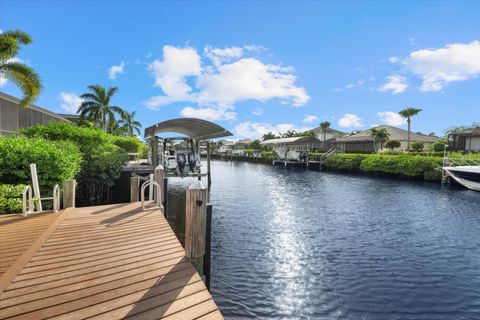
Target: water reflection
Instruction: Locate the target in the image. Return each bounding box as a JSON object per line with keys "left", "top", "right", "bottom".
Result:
{"left": 168, "top": 161, "right": 480, "bottom": 319}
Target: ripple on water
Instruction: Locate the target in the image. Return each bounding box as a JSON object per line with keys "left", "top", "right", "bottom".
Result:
{"left": 168, "top": 161, "right": 480, "bottom": 319}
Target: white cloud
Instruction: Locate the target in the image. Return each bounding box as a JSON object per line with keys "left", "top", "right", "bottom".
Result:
{"left": 404, "top": 40, "right": 480, "bottom": 92}
{"left": 377, "top": 111, "right": 406, "bottom": 127}
{"left": 145, "top": 45, "right": 309, "bottom": 118}
{"left": 0, "top": 76, "right": 7, "bottom": 87}
{"left": 107, "top": 61, "right": 125, "bottom": 80}
{"left": 234, "top": 121, "right": 311, "bottom": 139}
{"left": 334, "top": 79, "right": 366, "bottom": 92}
{"left": 59, "top": 92, "right": 83, "bottom": 113}
{"left": 251, "top": 107, "right": 263, "bottom": 116}
{"left": 338, "top": 113, "right": 363, "bottom": 128}
{"left": 388, "top": 56, "right": 399, "bottom": 63}
{"left": 180, "top": 106, "right": 236, "bottom": 121}
{"left": 303, "top": 115, "right": 318, "bottom": 123}
{"left": 378, "top": 75, "right": 408, "bottom": 94}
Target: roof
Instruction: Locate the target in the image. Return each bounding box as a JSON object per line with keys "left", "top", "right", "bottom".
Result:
{"left": 0, "top": 203, "right": 222, "bottom": 319}
{"left": 451, "top": 126, "right": 480, "bottom": 136}
{"left": 261, "top": 136, "right": 321, "bottom": 145}
{"left": 144, "top": 118, "right": 232, "bottom": 140}
{"left": 310, "top": 126, "right": 345, "bottom": 136}
{"left": 336, "top": 125, "right": 439, "bottom": 143}
{"left": 0, "top": 91, "right": 70, "bottom": 122}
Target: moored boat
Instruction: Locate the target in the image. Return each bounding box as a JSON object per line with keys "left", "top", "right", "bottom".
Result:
{"left": 443, "top": 166, "right": 480, "bottom": 191}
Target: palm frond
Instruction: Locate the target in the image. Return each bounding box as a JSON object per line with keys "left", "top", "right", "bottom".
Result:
{"left": 0, "top": 62, "right": 41, "bottom": 107}
{"left": 0, "top": 30, "right": 32, "bottom": 45}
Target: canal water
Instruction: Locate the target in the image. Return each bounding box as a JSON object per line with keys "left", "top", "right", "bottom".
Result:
{"left": 167, "top": 160, "right": 480, "bottom": 320}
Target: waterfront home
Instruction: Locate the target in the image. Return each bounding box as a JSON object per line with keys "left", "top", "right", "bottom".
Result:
{"left": 0, "top": 91, "right": 70, "bottom": 136}
{"left": 310, "top": 126, "right": 346, "bottom": 151}
{"left": 448, "top": 126, "right": 480, "bottom": 152}
{"left": 336, "top": 125, "right": 438, "bottom": 153}
{"left": 261, "top": 136, "right": 321, "bottom": 161}
{"left": 217, "top": 140, "right": 235, "bottom": 154}
{"left": 231, "top": 139, "right": 252, "bottom": 155}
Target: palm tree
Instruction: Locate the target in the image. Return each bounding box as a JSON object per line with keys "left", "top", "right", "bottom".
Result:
{"left": 0, "top": 30, "right": 41, "bottom": 107}
{"left": 319, "top": 121, "right": 331, "bottom": 142}
{"left": 78, "top": 85, "right": 125, "bottom": 133}
{"left": 119, "top": 111, "right": 141, "bottom": 137}
{"left": 370, "top": 128, "right": 390, "bottom": 153}
{"left": 399, "top": 107, "right": 422, "bottom": 152}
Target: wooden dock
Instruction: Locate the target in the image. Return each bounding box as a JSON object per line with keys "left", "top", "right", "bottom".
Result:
{"left": 0, "top": 203, "right": 222, "bottom": 320}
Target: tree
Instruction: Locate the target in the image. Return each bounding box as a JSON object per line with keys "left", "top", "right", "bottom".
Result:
{"left": 370, "top": 128, "right": 390, "bottom": 153}
{"left": 411, "top": 142, "right": 424, "bottom": 152}
{"left": 431, "top": 139, "right": 448, "bottom": 152}
{"left": 262, "top": 132, "right": 278, "bottom": 141}
{"left": 118, "top": 110, "right": 141, "bottom": 137}
{"left": 78, "top": 85, "right": 126, "bottom": 133}
{"left": 282, "top": 130, "right": 297, "bottom": 138}
{"left": 247, "top": 139, "right": 262, "bottom": 150}
{"left": 385, "top": 140, "right": 401, "bottom": 150}
{"left": 399, "top": 107, "right": 422, "bottom": 152}
{"left": 319, "top": 121, "right": 331, "bottom": 142}
{"left": 0, "top": 30, "right": 41, "bottom": 107}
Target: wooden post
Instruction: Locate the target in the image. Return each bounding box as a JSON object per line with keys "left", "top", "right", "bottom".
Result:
{"left": 154, "top": 165, "right": 165, "bottom": 203}
{"left": 63, "top": 179, "right": 76, "bottom": 208}
{"left": 30, "top": 164, "right": 42, "bottom": 212}
{"left": 185, "top": 181, "right": 207, "bottom": 276}
{"left": 152, "top": 136, "right": 159, "bottom": 167}
{"left": 130, "top": 176, "right": 139, "bottom": 202}
{"left": 204, "top": 203, "right": 213, "bottom": 291}
{"left": 163, "top": 178, "right": 168, "bottom": 216}
{"left": 207, "top": 141, "right": 212, "bottom": 189}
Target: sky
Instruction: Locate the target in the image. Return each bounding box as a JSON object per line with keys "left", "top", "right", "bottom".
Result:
{"left": 1, "top": 1, "right": 480, "bottom": 139}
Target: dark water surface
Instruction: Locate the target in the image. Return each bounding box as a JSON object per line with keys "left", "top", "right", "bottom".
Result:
{"left": 168, "top": 161, "right": 480, "bottom": 320}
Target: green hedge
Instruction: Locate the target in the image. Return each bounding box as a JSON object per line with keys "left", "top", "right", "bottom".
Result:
{"left": 0, "top": 137, "right": 82, "bottom": 193}
{"left": 323, "top": 154, "right": 443, "bottom": 180}
{"left": 0, "top": 184, "right": 26, "bottom": 214}
{"left": 21, "top": 122, "right": 128, "bottom": 203}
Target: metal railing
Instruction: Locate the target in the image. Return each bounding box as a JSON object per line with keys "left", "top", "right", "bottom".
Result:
{"left": 443, "top": 157, "right": 480, "bottom": 167}
{"left": 141, "top": 180, "right": 163, "bottom": 211}
{"left": 22, "top": 184, "right": 60, "bottom": 216}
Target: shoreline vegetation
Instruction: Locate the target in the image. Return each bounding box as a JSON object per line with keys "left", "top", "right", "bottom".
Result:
{"left": 212, "top": 152, "right": 480, "bottom": 182}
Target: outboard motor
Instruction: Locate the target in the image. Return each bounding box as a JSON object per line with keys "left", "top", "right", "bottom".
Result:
{"left": 176, "top": 153, "right": 186, "bottom": 177}
{"left": 188, "top": 152, "right": 197, "bottom": 173}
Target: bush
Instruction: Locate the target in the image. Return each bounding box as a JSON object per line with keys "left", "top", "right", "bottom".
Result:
{"left": 0, "top": 184, "right": 26, "bottom": 214}
{"left": 359, "top": 155, "right": 442, "bottom": 179}
{"left": 411, "top": 142, "right": 424, "bottom": 152}
{"left": 323, "top": 154, "right": 368, "bottom": 170}
{"left": 0, "top": 137, "right": 82, "bottom": 194}
{"left": 431, "top": 139, "right": 448, "bottom": 152}
{"left": 260, "top": 150, "right": 274, "bottom": 159}
{"left": 385, "top": 140, "right": 401, "bottom": 149}
{"left": 21, "top": 122, "right": 128, "bottom": 203}
{"left": 112, "top": 136, "right": 144, "bottom": 153}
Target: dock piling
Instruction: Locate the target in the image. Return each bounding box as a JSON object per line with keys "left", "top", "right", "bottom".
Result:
{"left": 130, "top": 176, "right": 139, "bottom": 202}
{"left": 185, "top": 181, "right": 207, "bottom": 277}
{"left": 63, "top": 179, "right": 76, "bottom": 208}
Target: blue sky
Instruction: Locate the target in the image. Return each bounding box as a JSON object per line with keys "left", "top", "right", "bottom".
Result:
{"left": 1, "top": 1, "right": 480, "bottom": 138}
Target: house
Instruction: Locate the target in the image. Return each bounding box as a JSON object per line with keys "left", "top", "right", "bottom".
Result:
{"left": 310, "top": 126, "right": 345, "bottom": 142}
{"left": 0, "top": 92, "right": 70, "bottom": 135}
{"left": 309, "top": 126, "right": 345, "bottom": 151}
{"left": 231, "top": 139, "right": 252, "bottom": 155}
{"left": 448, "top": 126, "right": 480, "bottom": 152}
{"left": 261, "top": 136, "right": 321, "bottom": 161}
{"left": 336, "top": 125, "right": 439, "bottom": 153}
{"left": 217, "top": 140, "right": 235, "bottom": 154}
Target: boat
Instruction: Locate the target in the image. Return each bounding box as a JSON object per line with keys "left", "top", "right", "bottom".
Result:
{"left": 443, "top": 166, "right": 480, "bottom": 191}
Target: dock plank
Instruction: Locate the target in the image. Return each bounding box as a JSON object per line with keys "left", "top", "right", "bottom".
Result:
{"left": 0, "top": 203, "right": 222, "bottom": 320}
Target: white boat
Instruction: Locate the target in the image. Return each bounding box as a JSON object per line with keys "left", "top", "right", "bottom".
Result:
{"left": 443, "top": 166, "right": 480, "bottom": 191}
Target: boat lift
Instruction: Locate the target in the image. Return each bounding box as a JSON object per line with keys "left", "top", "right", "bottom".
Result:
{"left": 144, "top": 118, "right": 232, "bottom": 187}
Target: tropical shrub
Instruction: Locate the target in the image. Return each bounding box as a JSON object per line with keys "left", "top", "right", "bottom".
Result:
{"left": 431, "top": 139, "right": 448, "bottom": 152}
{"left": 260, "top": 150, "right": 274, "bottom": 159}
{"left": 112, "top": 136, "right": 145, "bottom": 153}
{"left": 411, "top": 142, "right": 424, "bottom": 152}
{"left": 323, "top": 154, "right": 368, "bottom": 170}
{"left": 359, "top": 155, "right": 442, "bottom": 178}
{"left": 21, "top": 122, "right": 128, "bottom": 203}
{"left": 0, "top": 137, "right": 82, "bottom": 194}
{"left": 385, "top": 140, "right": 401, "bottom": 149}
{"left": 0, "top": 184, "right": 26, "bottom": 214}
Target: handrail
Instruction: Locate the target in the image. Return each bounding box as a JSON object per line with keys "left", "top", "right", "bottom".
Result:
{"left": 443, "top": 157, "right": 480, "bottom": 167}
{"left": 53, "top": 184, "right": 60, "bottom": 213}
{"left": 141, "top": 180, "right": 163, "bottom": 211}
{"left": 22, "top": 185, "right": 33, "bottom": 216}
